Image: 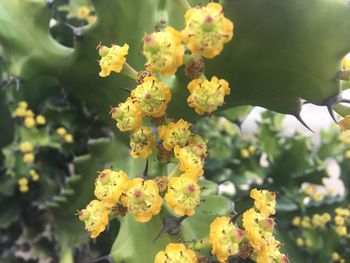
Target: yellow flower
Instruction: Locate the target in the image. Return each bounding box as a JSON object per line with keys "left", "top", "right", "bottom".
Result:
{"left": 18, "top": 101, "right": 28, "bottom": 109}
{"left": 187, "top": 76, "right": 230, "bottom": 115}
{"left": 19, "top": 185, "right": 29, "bottom": 192}
{"left": 18, "top": 178, "right": 29, "bottom": 192}
{"left": 345, "top": 150, "right": 350, "bottom": 159}
{"left": 130, "top": 127, "right": 156, "bottom": 158}
{"left": 331, "top": 252, "right": 341, "bottom": 261}
{"left": 78, "top": 200, "right": 110, "bottom": 238}
{"left": 15, "top": 107, "right": 27, "bottom": 117}
{"left": 158, "top": 119, "right": 192, "bottom": 151}
{"left": 29, "top": 169, "right": 39, "bottom": 181}
{"left": 335, "top": 207, "right": 350, "bottom": 217}
{"left": 336, "top": 226, "right": 347, "bottom": 237}
{"left": 19, "top": 141, "right": 33, "bottom": 153}
{"left": 23, "top": 153, "right": 35, "bottom": 164}
{"left": 154, "top": 243, "right": 198, "bottom": 263}
{"left": 77, "top": 6, "right": 90, "bottom": 19}
{"left": 248, "top": 145, "right": 256, "bottom": 154}
{"left": 338, "top": 130, "right": 350, "bottom": 144}
{"left": 25, "top": 110, "right": 34, "bottom": 117}
{"left": 296, "top": 238, "right": 304, "bottom": 247}
{"left": 143, "top": 27, "right": 185, "bottom": 76}
{"left": 174, "top": 146, "right": 204, "bottom": 180}
{"left": 240, "top": 149, "right": 250, "bottom": 159}
{"left": 35, "top": 115, "right": 46, "bottom": 125}
{"left": 188, "top": 134, "right": 207, "bottom": 159}
{"left": 165, "top": 174, "right": 200, "bottom": 216}
{"left": 131, "top": 76, "right": 171, "bottom": 117}
{"left": 56, "top": 127, "right": 67, "bottom": 136}
{"left": 64, "top": 134, "right": 73, "bottom": 143}
{"left": 122, "top": 178, "right": 162, "bottom": 222}
{"left": 209, "top": 216, "right": 244, "bottom": 262}
{"left": 292, "top": 216, "right": 301, "bottom": 226}
{"left": 300, "top": 216, "right": 312, "bottom": 229}
{"left": 339, "top": 115, "right": 350, "bottom": 132}
{"left": 18, "top": 177, "right": 29, "bottom": 186}
{"left": 24, "top": 117, "right": 35, "bottom": 128}
{"left": 341, "top": 53, "right": 350, "bottom": 70}
{"left": 98, "top": 43, "right": 129, "bottom": 77}
{"left": 182, "top": 2, "right": 233, "bottom": 58}
{"left": 110, "top": 98, "right": 142, "bottom": 132}
{"left": 250, "top": 188, "right": 276, "bottom": 217}
{"left": 94, "top": 169, "right": 128, "bottom": 208}
{"left": 335, "top": 215, "right": 344, "bottom": 226}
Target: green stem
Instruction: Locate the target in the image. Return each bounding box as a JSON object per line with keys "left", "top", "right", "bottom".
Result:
{"left": 121, "top": 62, "right": 138, "bottom": 80}
{"left": 168, "top": 163, "right": 181, "bottom": 178}
{"left": 171, "top": 0, "right": 191, "bottom": 11}
{"left": 59, "top": 237, "right": 74, "bottom": 263}
{"left": 186, "top": 236, "right": 211, "bottom": 250}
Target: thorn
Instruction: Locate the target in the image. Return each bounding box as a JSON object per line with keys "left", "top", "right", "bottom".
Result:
{"left": 294, "top": 114, "right": 314, "bottom": 132}
{"left": 326, "top": 104, "right": 338, "bottom": 123}
{"left": 153, "top": 215, "right": 187, "bottom": 243}
{"left": 121, "top": 87, "right": 132, "bottom": 93}
{"left": 141, "top": 159, "right": 149, "bottom": 178}
{"left": 230, "top": 210, "right": 243, "bottom": 223}
{"left": 340, "top": 98, "right": 350, "bottom": 104}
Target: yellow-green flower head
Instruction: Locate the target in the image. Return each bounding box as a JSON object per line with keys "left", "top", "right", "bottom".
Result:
{"left": 35, "top": 115, "right": 46, "bottom": 125}
{"left": 29, "top": 169, "right": 39, "bottom": 181}
{"left": 154, "top": 243, "right": 198, "bottom": 263}
{"left": 250, "top": 188, "right": 276, "bottom": 217}
{"left": 311, "top": 213, "right": 331, "bottom": 229}
{"left": 174, "top": 145, "right": 204, "bottom": 181}
{"left": 165, "top": 174, "right": 201, "bottom": 216}
{"left": 335, "top": 207, "right": 350, "bottom": 217}
{"left": 15, "top": 107, "right": 27, "bottom": 117}
{"left": 336, "top": 226, "right": 348, "bottom": 237}
{"left": 209, "top": 216, "right": 244, "bottom": 262}
{"left": 188, "top": 134, "right": 207, "bottom": 159}
{"left": 143, "top": 27, "right": 185, "bottom": 76}
{"left": 122, "top": 178, "right": 162, "bottom": 222}
{"left": 131, "top": 76, "right": 171, "bottom": 117}
{"left": 158, "top": 119, "right": 192, "bottom": 151}
{"left": 187, "top": 76, "right": 230, "bottom": 115}
{"left": 23, "top": 153, "right": 35, "bottom": 164}
{"left": 78, "top": 200, "right": 110, "bottom": 238}
{"left": 98, "top": 43, "right": 129, "bottom": 77}
{"left": 19, "top": 141, "right": 33, "bottom": 153}
{"left": 182, "top": 3, "right": 234, "bottom": 58}
{"left": 339, "top": 115, "right": 350, "bottom": 132}
{"left": 130, "top": 127, "right": 156, "bottom": 158}
{"left": 110, "top": 98, "right": 142, "bottom": 132}
{"left": 24, "top": 117, "right": 35, "bottom": 128}
{"left": 94, "top": 168, "right": 128, "bottom": 208}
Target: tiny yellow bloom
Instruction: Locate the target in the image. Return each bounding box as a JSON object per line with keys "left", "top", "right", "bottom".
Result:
{"left": 248, "top": 145, "right": 256, "bottom": 154}
{"left": 182, "top": 2, "right": 234, "bottom": 58}
{"left": 19, "top": 141, "right": 33, "bottom": 153}
{"left": 110, "top": 98, "right": 142, "bottom": 132}
{"left": 240, "top": 149, "right": 250, "bottom": 159}
{"left": 143, "top": 27, "right": 185, "bottom": 76}
{"left": 64, "top": 134, "right": 74, "bottom": 143}
{"left": 24, "top": 117, "right": 35, "bottom": 128}
{"left": 342, "top": 53, "right": 350, "bottom": 70}
{"left": 29, "top": 169, "right": 40, "bottom": 181}
{"left": 296, "top": 237, "right": 304, "bottom": 247}
{"left": 122, "top": 178, "right": 162, "bottom": 222}
{"left": 94, "top": 169, "right": 128, "bottom": 207}
{"left": 187, "top": 76, "right": 230, "bottom": 115}
{"left": 331, "top": 252, "right": 341, "bottom": 261}
{"left": 339, "top": 115, "right": 350, "bottom": 132}
{"left": 188, "top": 134, "right": 207, "bottom": 159}
{"left": 131, "top": 76, "right": 171, "bottom": 117}
{"left": 23, "top": 153, "right": 35, "bottom": 164}
{"left": 35, "top": 115, "right": 46, "bottom": 125}
{"left": 14, "top": 107, "right": 27, "bottom": 117}
{"left": 174, "top": 145, "right": 204, "bottom": 180}
{"left": 336, "top": 226, "right": 347, "bottom": 237}
{"left": 78, "top": 200, "right": 110, "bottom": 238}
{"left": 25, "top": 110, "right": 34, "bottom": 117}
{"left": 158, "top": 119, "right": 192, "bottom": 151}
{"left": 18, "top": 178, "right": 29, "bottom": 192}
{"left": 165, "top": 174, "right": 201, "bottom": 216}
{"left": 209, "top": 216, "right": 244, "bottom": 262}
{"left": 292, "top": 216, "right": 301, "bottom": 226}
{"left": 18, "top": 101, "right": 28, "bottom": 109}
{"left": 130, "top": 127, "right": 156, "bottom": 158}
{"left": 335, "top": 215, "right": 345, "bottom": 226}
{"left": 56, "top": 127, "right": 67, "bottom": 136}
{"left": 18, "top": 177, "right": 29, "bottom": 186}
{"left": 154, "top": 243, "right": 198, "bottom": 263}
{"left": 19, "top": 184, "right": 29, "bottom": 192}
{"left": 98, "top": 44, "right": 129, "bottom": 77}
{"left": 250, "top": 188, "right": 276, "bottom": 217}
{"left": 77, "top": 6, "right": 90, "bottom": 19}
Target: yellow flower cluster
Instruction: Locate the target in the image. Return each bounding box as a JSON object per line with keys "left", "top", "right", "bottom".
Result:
{"left": 187, "top": 76, "right": 230, "bottom": 115}
{"left": 130, "top": 127, "right": 156, "bottom": 158}
{"left": 334, "top": 207, "right": 350, "bottom": 237}
{"left": 98, "top": 43, "right": 129, "bottom": 77}
{"left": 154, "top": 243, "right": 198, "bottom": 263}
{"left": 292, "top": 213, "right": 331, "bottom": 229}
{"left": 242, "top": 189, "right": 287, "bottom": 263}
{"left": 331, "top": 252, "right": 345, "bottom": 263}
{"left": 110, "top": 98, "right": 143, "bottom": 132}
{"left": 56, "top": 127, "right": 73, "bottom": 143}
{"left": 14, "top": 101, "right": 46, "bottom": 128}
{"left": 18, "top": 178, "right": 29, "bottom": 193}
{"left": 158, "top": 119, "right": 192, "bottom": 151}
{"left": 339, "top": 115, "right": 350, "bottom": 132}
{"left": 19, "top": 141, "right": 35, "bottom": 164}
{"left": 76, "top": 6, "right": 96, "bottom": 24}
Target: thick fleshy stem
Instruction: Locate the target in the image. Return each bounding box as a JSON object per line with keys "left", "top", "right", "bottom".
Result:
{"left": 185, "top": 236, "right": 211, "bottom": 251}
{"left": 121, "top": 62, "right": 138, "bottom": 80}
{"left": 171, "top": 0, "right": 191, "bottom": 11}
